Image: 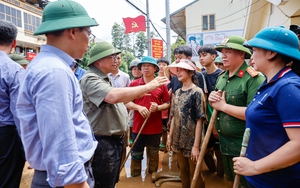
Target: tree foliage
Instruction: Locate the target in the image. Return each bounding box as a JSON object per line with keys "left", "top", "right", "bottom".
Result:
{"left": 111, "top": 22, "right": 149, "bottom": 73}
{"left": 79, "top": 43, "right": 95, "bottom": 70}
{"left": 134, "top": 32, "right": 147, "bottom": 59}
{"left": 170, "top": 36, "right": 185, "bottom": 62}
{"left": 80, "top": 22, "right": 182, "bottom": 73}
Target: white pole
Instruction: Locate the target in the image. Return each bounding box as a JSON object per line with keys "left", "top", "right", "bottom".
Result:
{"left": 146, "top": 0, "right": 151, "bottom": 56}
{"left": 165, "top": 0, "right": 171, "bottom": 62}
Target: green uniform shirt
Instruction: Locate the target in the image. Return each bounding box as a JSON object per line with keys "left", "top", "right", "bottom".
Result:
{"left": 80, "top": 65, "right": 127, "bottom": 136}
{"left": 215, "top": 62, "right": 265, "bottom": 156}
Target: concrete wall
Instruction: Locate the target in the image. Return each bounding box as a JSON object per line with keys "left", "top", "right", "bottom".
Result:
{"left": 186, "top": 0, "right": 248, "bottom": 35}
{"left": 244, "top": 0, "right": 300, "bottom": 40}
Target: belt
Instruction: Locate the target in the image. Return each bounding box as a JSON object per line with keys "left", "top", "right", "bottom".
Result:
{"left": 95, "top": 133, "right": 126, "bottom": 139}
{"left": 0, "top": 125, "right": 17, "bottom": 134}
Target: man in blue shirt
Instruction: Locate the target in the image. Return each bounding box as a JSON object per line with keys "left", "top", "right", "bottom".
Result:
{"left": 73, "top": 59, "right": 87, "bottom": 80}
{"left": 16, "top": 1, "right": 98, "bottom": 187}
{"left": 0, "top": 20, "right": 25, "bottom": 188}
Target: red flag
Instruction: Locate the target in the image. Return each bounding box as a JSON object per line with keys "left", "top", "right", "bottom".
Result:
{"left": 122, "top": 15, "right": 146, "bottom": 34}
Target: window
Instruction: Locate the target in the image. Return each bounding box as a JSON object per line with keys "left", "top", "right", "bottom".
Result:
{"left": 203, "top": 14, "right": 215, "bottom": 31}
{"left": 24, "top": 12, "right": 41, "bottom": 33}
{"left": 0, "top": 3, "right": 22, "bottom": 27}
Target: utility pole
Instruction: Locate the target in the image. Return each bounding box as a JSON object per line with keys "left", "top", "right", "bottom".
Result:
{"left": 165, "top": 0, "right": 171, "bottom": 63}
{"left": 146, "top": 0, "right": 151, "bottom": 56}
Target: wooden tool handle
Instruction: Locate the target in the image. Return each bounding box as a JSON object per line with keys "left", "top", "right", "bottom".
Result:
{"left": 190, "top": 109, "right": 218, "bottom": 188}
{"left": 233, "top": 128, "right": 251, "bottom": 188}
{"left": 119, "top": 116, "right": 150, "bottom": 173}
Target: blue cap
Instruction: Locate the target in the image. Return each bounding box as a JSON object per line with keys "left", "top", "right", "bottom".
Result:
{"left": 138, "top": 56, "right": 159, "bottom": 73}
{"left": 244, "top": 26, "right": 300, "bottom": 61}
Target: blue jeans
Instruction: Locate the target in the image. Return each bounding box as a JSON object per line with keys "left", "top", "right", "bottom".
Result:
{"left": 93, "top": 135, "right": 124, "bottom": 188}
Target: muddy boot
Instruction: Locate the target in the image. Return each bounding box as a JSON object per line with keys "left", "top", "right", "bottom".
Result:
{"left": 131, "top": 159, "right": 142, "bottom": 177}
{"left": 131, "top": 151, "right": 143, "bottom": 177}
{"left": 147, "top": 146, "right": 159, "bottom": 174}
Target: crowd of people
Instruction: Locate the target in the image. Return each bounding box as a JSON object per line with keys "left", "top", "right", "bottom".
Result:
{"left": 1, "top": 0, "right": 300, "bottom": 188}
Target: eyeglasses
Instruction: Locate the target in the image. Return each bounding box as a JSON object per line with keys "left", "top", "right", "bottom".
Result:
{"left": 83, "top": 28, "right": 95, "bottom": 42}
{"left": 109, "top": 54, "right": 117, "bottom": 60}
{"left": 108, "top": 54, "right": 122, "bottom": 61}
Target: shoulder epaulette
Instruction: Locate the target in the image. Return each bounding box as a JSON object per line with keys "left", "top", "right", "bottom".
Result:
{"left": 246, "top": 67, "right": 258, "bottom": 77}
{"left": 218, "top": 70, "right": 226, "bottom": 76}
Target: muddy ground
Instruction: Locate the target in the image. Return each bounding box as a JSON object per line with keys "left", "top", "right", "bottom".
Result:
{"left": 20, "top": 147, "right": 227, "bottom": 188}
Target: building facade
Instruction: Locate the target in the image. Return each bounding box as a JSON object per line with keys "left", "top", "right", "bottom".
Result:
{"left": 0, "top": 0, "right": 45, "bottom": 57}
{"left": 164, "top": 0, "right": 300, "bottom": 63}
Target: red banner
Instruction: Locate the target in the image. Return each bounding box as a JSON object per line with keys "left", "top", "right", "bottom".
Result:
{"left": 122, "top": 15, "right": 146, "bottom": 34}
{"left": 151, "top": 39, "right": 163, "bottom": 58}
{"left": 26, "top": 52, "right": 36, "bottom": 60}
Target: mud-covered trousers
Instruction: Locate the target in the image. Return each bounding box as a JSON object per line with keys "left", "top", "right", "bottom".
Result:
{"left": 93, "top": 135, "right": 124, "bottom": 188}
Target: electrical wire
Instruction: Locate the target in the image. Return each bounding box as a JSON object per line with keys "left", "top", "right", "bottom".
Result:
{"left": 124, "top": 0, "right": 166, "bottom": 43}
{"left": 183, "top": 2, "right": 269, "bottom": 30}
{"left": 215, "top": 0, "right": 261, "bottom": 21}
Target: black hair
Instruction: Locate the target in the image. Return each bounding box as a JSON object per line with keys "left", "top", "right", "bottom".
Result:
{"left": 292, "top": 61, "right": 300, "bottom": 76}
{"left": 279, "top": 54, "right": 300, "bottom": 77}
{"left": 46, "top": 30, "right": 65, "bottom": 37}
{"left": 290, "top": 25, "right": 300, "bottom": 35}
{"left": 198, "top": 44, "right": 218, "bottom": 56}
{"left": 46, "top": 27, "right": 84, "bottom": 37}
{"left": 0, "top": 20, "right": 17, "bottom": 46}
{"left": 187, "top": 70, "right": 199, "bottom": 86}
{"left": 178, "top": 45, "right": 192, "bottom": 57}
{"left": 173, "top": 46, "right": 180, "bottom": 55}
{"left": 157, "top": 57, "right": 170, "bottom": 65}
{"left": 272, "top": 53, "right": 300, "bottom": 77}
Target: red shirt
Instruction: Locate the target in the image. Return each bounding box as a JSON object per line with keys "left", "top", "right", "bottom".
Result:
{"left": 130, "top": 77, "right": 170, "bottom": 134}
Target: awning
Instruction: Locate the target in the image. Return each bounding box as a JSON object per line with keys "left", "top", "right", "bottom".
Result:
{"left": 161, "top": 0, "right": 198, "bottom": 41}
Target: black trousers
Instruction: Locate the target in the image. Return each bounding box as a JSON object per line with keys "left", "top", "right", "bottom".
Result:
{"left": 93, "top": 135, "right": 124, "bottom": 188}
{"left": 0, "top": 126, "right": 25, "bottom": 188}
{"left": 31, "top": 160, "right": 94, "bottom": 188}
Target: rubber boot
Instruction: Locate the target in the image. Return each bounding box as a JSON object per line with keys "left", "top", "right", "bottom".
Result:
{"left": 131, "top": 151, "right": 143, "bottom": 177}
{"left": 130, "top": 159, "right": 141, "bottom": 177}
{"left": 147, "top": 146, "right": 159, "bottom": 174}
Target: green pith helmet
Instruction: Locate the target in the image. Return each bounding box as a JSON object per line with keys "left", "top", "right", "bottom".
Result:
{"left": 129, "top": 59, "right": 140, "bottom": 70}
{"left": 88, "top": 41, "right": 121, "bottom": 66}
{"left": 34, "top": 0, "right": 98, "bottom": 35}
{"left": 215, "top": 35, "right": 252, "bottom": 59}
{"left": 9, "top": 54, "right": 29, "bottom": 65}
{"left": 214, "top": 56, "right": 223, "bottom": 64}
{"left": 137, "top": 56, "right": 159, "bottom": 73}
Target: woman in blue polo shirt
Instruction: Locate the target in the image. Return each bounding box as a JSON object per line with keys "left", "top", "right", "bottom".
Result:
{"left": 233, "top": 26, "right": 300, "bottom": 187}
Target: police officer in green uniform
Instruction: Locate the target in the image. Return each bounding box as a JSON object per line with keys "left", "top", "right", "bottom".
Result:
{"left": 208, "top": 35, "right": 265, "bottom": 188}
